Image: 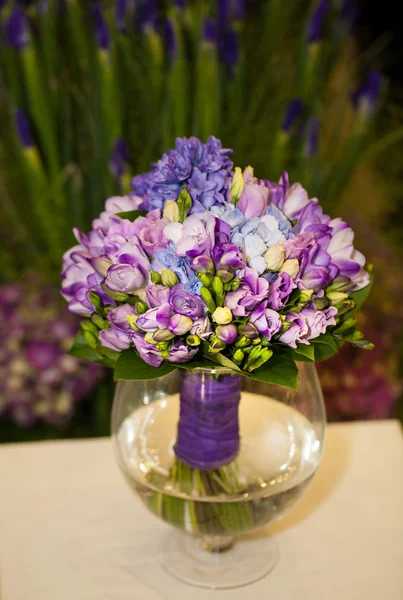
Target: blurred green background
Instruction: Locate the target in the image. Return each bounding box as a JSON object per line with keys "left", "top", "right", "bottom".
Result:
{"left": 0, "top": 0, "right": 402, "bottom": 442}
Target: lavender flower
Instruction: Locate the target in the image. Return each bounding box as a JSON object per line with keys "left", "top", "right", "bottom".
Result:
{"left": 14, "top": 109, "right": 33, "bottom": 148}
{"left": 169, "top": 286, "right": 206, "bottom": 318}
{"left": 109, "top": 139, "right": 130, "bottom": 184}
{"left": 132, "top": 331, "right": 162, "bottom": 367}
{"left": 99, "top": 327, "right": 132, "bottom": 351}
{"left": 166, "top": 341, "right": 199, "bottom": 363}
{"left": 249, "top": 302, "right": 282, "bottom": 340}
{"left": 165, "top": 18, "right": 177, "bottom": 62}
{"left": 93, "top": 3, "right": 110, "bottom": 51}
{"left": 305, "top": 117, "right": 319, "bottom": 157}
{"left": 224, "top": 267, "right": 269, "bottom": 317}
{"left": 6, "top": 6, "right": 29, "bottom": 48}
{"left": 306, "top": 0, "right": 330, "bottom": 43}
{"left": 351, "top": 71, "right": 382, "bottom": 118}
{"left": 282, "top": 100, "right": 304, "bottom": 133}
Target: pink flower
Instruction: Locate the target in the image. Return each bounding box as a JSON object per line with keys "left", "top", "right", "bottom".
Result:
{"left": 132, "top": 209, "right": 169, "bottom": 257}
{"left": 237, "top": 169, "right": 269, "bottom": 219}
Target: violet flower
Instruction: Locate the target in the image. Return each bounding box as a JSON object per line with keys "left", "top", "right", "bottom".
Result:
{"left": 282, "top": 100, "right": 304, "bottom": 133}
{"left": 92, "top": 3, "right": 110, "bottom": 51}
{"left": 169, "top": 286, "right": 206, "bottom": 318}
{"left": 109, "top": 139, "right": 130, "bottom": 185}
{"left": 305, "top": 117, "right": 319, "bottom": 158}
{"left": 6, "top": 6, "right": 29, "bottom": 48}
{"left": 166, "top": 341, "right": 199, "bottom": 363}
{"left": 99, "top": 327, "right": 132, "bottom": 351}
{"left": 14, "top": 109, "right": 33, "bottom": 148}
{"left": 224, "top": 267, "right": 269, "bottom": 317}
{"left": 132, "top": 331, "right": 163, "bottom": 367}
{"left": 306, "top": 0, "right": 330, "bottom": 43}
{"left": 249, "top": 303, "right": 282, "bottom": 340}
{"left": 351, "top": 71, "right": 382, "bottom": 118}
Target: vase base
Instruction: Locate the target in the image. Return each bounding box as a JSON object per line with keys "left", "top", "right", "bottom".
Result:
{"left": 161, "top": 530, "right": 279, "bottom": 589}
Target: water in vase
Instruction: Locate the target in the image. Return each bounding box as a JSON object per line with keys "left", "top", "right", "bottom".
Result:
{"left": 116, "top": 392, "right": 322, "bottom": 536}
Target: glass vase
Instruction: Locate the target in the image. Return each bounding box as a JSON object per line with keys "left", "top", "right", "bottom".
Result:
{"left": 111, "top": 364, "right": 325, "bottom": 589}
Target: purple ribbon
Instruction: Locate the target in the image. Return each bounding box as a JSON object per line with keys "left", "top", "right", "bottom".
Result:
{"left": 174, "top": 370, "right": 241, "bottom": 471}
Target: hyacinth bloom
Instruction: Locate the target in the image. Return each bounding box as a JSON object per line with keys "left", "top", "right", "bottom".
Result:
{"left": 0, "top": 280, "right": 103, "bottom": 427}
{"left": 61, "top": 136, "right": 371, "bottom": 373}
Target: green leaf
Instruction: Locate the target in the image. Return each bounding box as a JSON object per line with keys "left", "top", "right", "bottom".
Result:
{"left": 69, "top": 331, "right": 116, "bottom": 368}
{"left": 349, "top": 272, "right": 373, "bottom": 314}
{"left": 116, "top": 210, "right": 147, "bottom": 221}
{"left": 114, "top": 349, "right": 177, "bottom": 381}
{"left": 288, "top": 344, "right": 315, "bottom": 362}
{"left": 247, "top": 352, "right": 299, "bottom": 389}
{"left": 311, "top": 333, "right": 343, "bottom": 362}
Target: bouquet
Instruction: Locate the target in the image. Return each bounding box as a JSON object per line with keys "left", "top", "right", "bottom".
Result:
{"left": 62, "top": 135, "right": 372, "bottom": 384}
{"left": 61, "top": 136, "right": 373, "bottom": 533}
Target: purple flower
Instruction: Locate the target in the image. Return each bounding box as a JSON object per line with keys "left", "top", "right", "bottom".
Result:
{"left": 203, "top": 18, "right": 217, "bottom": 43}
{"left": 279, "top": 313, "right": 309, "bottom": 348}
{"left": 105, "top": 257, "right": 148, "bottom": 293}
{"left": 132, "top": 209, "right": 169, "bottom": 257}
{"left": 145, "top": 284, "right": 171, "bottom": 308}
{"left": 190, "top": 317, "right": 213, "bottom": 339}
{"left": 25, "top": 342, "right": 60, "bottom": 370}
{"left": 107, "top": 303, "right": 137, "bottom": 331}
{"left": 190, "top": 255, "right": 214, "bottom": 274}
{"left": 305, "top": 117, "right": 319, "bottom": 157}
{"left": 6, "top": 7, "right": 29, "bottom": 48}
{"left": 282, "top": 100, "right": 304, "bottom": 133}
{"left": 220, "top": 27, "right": 240, "bottom": 76}
{"left": 92, "top": 3, "right": 110, "bottom": 51}
{"left": 165, "top": 214, "right": 215, "bottom": 258}
{"left": 109, "top": 139, "right": 130, "bottom": 183}
{"left": 104, "top": 194, "right": 144, "bottom": 215}
{"left": 249, "top": 303, "right": 282, "bottom": 340}
{"left": 99, "top": 327, "right": 132, "bottom": 351}
{"left": 306, "top": 0, "right": 330, "bottom": 43}
{"left": 169, "top": 286, "right": 206, "bottom": 318}
{"left": 300, "top": 306, "right": 337, "bottom": 340}
{"left": 237, "top": 168, "right": 269, "bottom": 219}
{"left": 164, "top": 18, "right": 177, "bottom": 62}
{"left": 225, "top": 267, "right": 269, "bottom": 317}
{"left": 351, "top": 71, "right": 382, "bottom": 117}
{"left": 168, "top": 314, "right": 193, "bottom": 335}
{"left": 115, "top": 0, "right": 134, "bottom": 32}
{"left": 267, "top": 272, "right": 296, "bottom": 310}
{"left": 132, "top": 332, "right": 162, "bottom": 367}
{"left": 272, "top": 179, "right": 311, "bottom": 220}
{"left": 326, "top": 220, "right": 369, "bottom": 290}
{"left": 216, "top": 324, "right": 238, "bottom": 344}
{"left": 166, "top": 341, "right": 199, "bottom": 363}
{"left": 212, "top": 242, "right": 245, "bottom": 270}
{"left": 14, "top": 109, "right": 33, "bottom": 148}
{"left": 137, "top": 303, "right": 172, "bottom": 332}
{"left": 61, "top": 252, "right": 110, "bottom": 316}
{"left": 133, "top": 136, "right": 233, "bottom": 213}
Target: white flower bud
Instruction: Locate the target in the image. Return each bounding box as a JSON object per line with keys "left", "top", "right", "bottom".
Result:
{"left": 264, "top": 245, "right": 285, "bottom": 271}
{"left": 212, "top": 307, "right": 233, "bottom": 325}
{"left": 280, "top": 259, "right": 299, "bottom": 278}
{"left": 163, "top": 200, "right": 180, "bottom": 223}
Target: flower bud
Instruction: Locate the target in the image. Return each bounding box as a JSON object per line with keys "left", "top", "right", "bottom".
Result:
{"left": 160, "top": 268, "right": 179, "bottom": 287}
{"left": 144, "top": 332, "right": 157, "bottom": 345}
{"left": 233, "top": 349, "right": 245, "bottom": 363}
{"left": 200, "top": 287, "right": 216, "bottom": 312}
{"left": 83, "top": 330, "right": 98, "bottom": 349}
{"left": 235, "top": 335, "right": 250, "bottom": 348}
{"left": 163, "top": 199, "right": 180, "bottom": 222}
{"left": 280, "top": 259, "right": 299, "bottom": 278}
{"left": 212, "top": 306, "right": 232, "bottom": 325}
{"left": 216, "top": 267, "right": 234, "bottom": 283}
{"left": 335, "top": 299, "right": 355, "bottom": 315}
{"left": 150, "top": 270, "right": 162, "bottom": 284}
{"left": 186, "top": 335, "right": 201, "bottom": 347}
{"left": 156, "top": 341, "right": 169, "bottom": 351}
{"left": 231, "top": 278, "right": 241, "bottom": 291}
{"left": 101, "top": 284, "right": 130, "bottom": 303}
{"left": 192, "top": 256, "right": 214, "bottom": 274}
{"left": 299, "top": 289, "right": 314, "bottom": 303}
{"left": 134, "top": 298, "right": 149, "bottom": 314}
{"left": 153, "top": 328, "right": 175, "bottom": 342}
{"left": 168, "top": 314, "right": 193, "bottom": 335}
{"left": 199, "top": 273, "right": 213, "bottom": 288}
{"left": 238, "top": 322, "right": 259, "bottom": 339}
{"left": 88, "top": 291, "right": 103, "bottom": 309}
{"left": 177, "top": 187, "right": 192, "bottom": 222}
{"left": 327, "top": 291, "right": 348, "bottom": 305}
{"left": 81, "top": 320, "right": 98, "bottom": 336}
{"left": 216, "top": 324, "right": 238, "bottom": 344}
{"left": 208, "top": 336, "right": 226, "bottom": 354}
{"left": 91, "top": 314, "right": 109, "bottom": 329}
{"left": 264, "top": 245, "right": 285, "bottom": 271}
{"left": 212, "top": 276, "right": 224, "bottom": 297}
{"left": 230, "top": 166, "right": 245, "bottom": 203}
{"left": 91, "top": 257, "right": 113, "bottom": 277}
{"left": 314, "top": 296, "right": 328, "bottom": 310}
{"left": 126, "top": 314, "right": 140, "bottom": 330}
{"left": 245, "top": 347, "right": 273, "bottom": 372}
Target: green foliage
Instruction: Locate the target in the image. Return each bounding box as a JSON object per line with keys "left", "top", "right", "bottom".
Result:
{"left": 114, "top": 349, "right": 177, "bottom": 381}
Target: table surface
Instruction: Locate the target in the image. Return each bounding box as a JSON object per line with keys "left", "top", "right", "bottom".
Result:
{"left": 1, "top": 420, "right": 402, "bottom": 600}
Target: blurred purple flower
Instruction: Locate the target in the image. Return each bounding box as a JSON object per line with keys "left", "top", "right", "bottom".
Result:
{"left": 306, "top": 0, "right": 330, "bottom": 43}
{"left": 14, "top": 109, "right": 33, "bottom": 148}
{"left": 203, "top": 18, "right": 217, "bottom": 43}
{"left": 109, "top": 139, "right": 130, "bottom": 183}
{"left": 164, "top": 18, "right": 177, "bottom": 62}
{"left": 93, "top": 3, "right": 110, "bottom": 51}
{"left": 282, "top": 100, "right": 304, "bottom": 133}
{"left": 351, "top": 70, "right": 382, "bottom": 116}
{"left": 305, "top": 117, "right": 319, "bottom": 157}
{"left": 6, "top": 6, "right": 30, "bottom": 48}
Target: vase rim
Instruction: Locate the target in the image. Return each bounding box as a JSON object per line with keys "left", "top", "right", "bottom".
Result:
{"left": 188, "top": 366, "right": 239, "bottom": 376}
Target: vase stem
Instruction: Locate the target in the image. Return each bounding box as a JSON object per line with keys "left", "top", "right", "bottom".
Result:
{"left": 201, "top": 535, "right": 235, "bottom": 553}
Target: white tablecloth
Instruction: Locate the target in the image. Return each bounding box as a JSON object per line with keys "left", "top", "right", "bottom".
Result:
{"left": 1, "top": 420, "right": 402, "bottom": 600}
